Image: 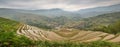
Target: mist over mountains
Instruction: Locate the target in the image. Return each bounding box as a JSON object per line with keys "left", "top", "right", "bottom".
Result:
{"left": 0, "top": 4, "right": 120, "bottom": 29}
{"left": 78, "top": 4, "right": 120, "bottom": 17}
{"left": 0, "top": 4, "right": 120, "bottom": 18}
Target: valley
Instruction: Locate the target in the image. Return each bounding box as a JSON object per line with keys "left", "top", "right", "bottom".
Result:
{"left": 0, "top": 3, "right": 120, "bottom": 47}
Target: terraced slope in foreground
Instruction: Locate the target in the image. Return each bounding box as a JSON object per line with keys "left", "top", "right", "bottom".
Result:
{"left": 17, "top": 24, "right": 120, "bottom": 42}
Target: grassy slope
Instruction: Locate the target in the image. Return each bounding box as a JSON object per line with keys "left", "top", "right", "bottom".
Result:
{"left": 0, "top": 17, "right": 20, "bottom": 32}
{"left": 0, "top": 17, "right": 33, "bottom": 47}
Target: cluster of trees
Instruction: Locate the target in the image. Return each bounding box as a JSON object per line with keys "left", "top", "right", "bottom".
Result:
{"left": 93, "top": 20, "right": 120, "bottom": 34}
{"left": 74, "top": 12, "right": 120, "bottom": 31}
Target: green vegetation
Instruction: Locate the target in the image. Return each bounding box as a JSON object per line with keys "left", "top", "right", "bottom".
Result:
{"left": 71, "top": 12, "right": 120, "bottom": 30}
{"left": 0, "top": 32, "right": 33, "bottom": 47}
{"left": 0, "top": 10, "right": 82, "bottom": 30}
{"left": 31, "top": 41, "right": 120, "bottom": 47}
{"left": 78, "top": 12, "right": 120, "bottom": 34}
{"left": 0, "top": 17, "right": 19, "bottom": 32}
{"left": 0, "top": 17, "right": 33, "bottom": 47}
{"left": 93, "top": 20, "right": 120, "bottom": 34}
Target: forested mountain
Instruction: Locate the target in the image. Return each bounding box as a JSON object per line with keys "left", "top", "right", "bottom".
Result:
{"left": 70, "top": 12, "right": 120, "bottom": 30}
{"left": 0, "top": 8, "right": 120, "bottom": 30}
{"left": 0, "top": 4, "right": 120, "bottom": 30}
{"left": 0, "top": 8, "right": 82, "bottom": 29}
{"left": 0, "top": 8, "right": 81, "bottom": 18}
{"left": 0, "top": 10, "right": 54, "bottom": 29}
{"left": 77, "top": 4, "right": 120, "bottom": 17}
{"left": 0, "top": 4, "right": 120, "bottom": 19}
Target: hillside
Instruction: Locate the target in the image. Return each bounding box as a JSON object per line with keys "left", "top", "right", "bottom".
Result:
{"left": 0, "top": 17, "right": 20, "bottom": 32}
{"left": 0, "top": 9, "right": 56, "bottom": 29}
{"left": 17, "top": 24, "right": 120, "bottom": 42}
{"left": 0, "top": 9, "right": 82, "bottom": 29}
{"left": 0, "top": 4, "right": 120, "bottom": 30}
{"left": 28, "top": 8, "right": 81, "bottom": 18}
{"left": 0, "top": 8, "right": 120, "bottom": 31}
{"left": 0, "top": 17, "right": 120, "bottom": 47}
{"left": 69, "top": 12, "right": 120, "bottom": 30}
{"left": 1, "top": 9, "right": 120, "bottom": 30}
{"left": 0, "top": 17, "right": 33, "bottom": 47}
{"left": 78, "top": 4, "right": 120, "bottom": 17}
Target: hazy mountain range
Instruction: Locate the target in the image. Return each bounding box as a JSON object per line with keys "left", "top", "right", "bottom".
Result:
{"left": 0, "top": 4, "right": 120, "bottom": 18}
{"left": 78, "top": 4, "right": 120, "bottom": 17}
{"left": 0, "top": 4, "right": 120, "bottom": 29}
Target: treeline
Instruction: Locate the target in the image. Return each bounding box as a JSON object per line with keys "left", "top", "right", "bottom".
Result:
{"left": 93, "top": 20, "right": 120, "bottom": 34}
{"left": 74, "top": 12, "right": 120, "bottom": 31}
{"left": 3, "top": 40, "right": 119, "bottom": 47}
{"left": 28, "top": 23, "right": 53, "bottom": 30}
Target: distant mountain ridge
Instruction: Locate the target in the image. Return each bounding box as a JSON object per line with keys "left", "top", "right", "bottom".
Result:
{"left": 0, "top": 4, "right": 120, "bottom": 29}
{"left": 78, "top": 4, "right": 120, "bottom": 17}
{"left": 0, "top": 4, "right": 120, "bottom": 18}
{"left": 69, "top": 12, "right": 120, "bottom": 30}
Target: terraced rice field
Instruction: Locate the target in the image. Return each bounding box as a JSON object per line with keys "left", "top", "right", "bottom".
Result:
{"left": 17, "top": 25, "right": 120, "bottom": 42}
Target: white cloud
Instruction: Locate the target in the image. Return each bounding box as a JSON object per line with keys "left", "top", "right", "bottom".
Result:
{"left": 0, "top": 0, "right": 120, "bottom": 11}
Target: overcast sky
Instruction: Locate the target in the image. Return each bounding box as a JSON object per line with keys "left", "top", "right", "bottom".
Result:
{"left": 0, "top": 0, "right": 120, "bottom": 11}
